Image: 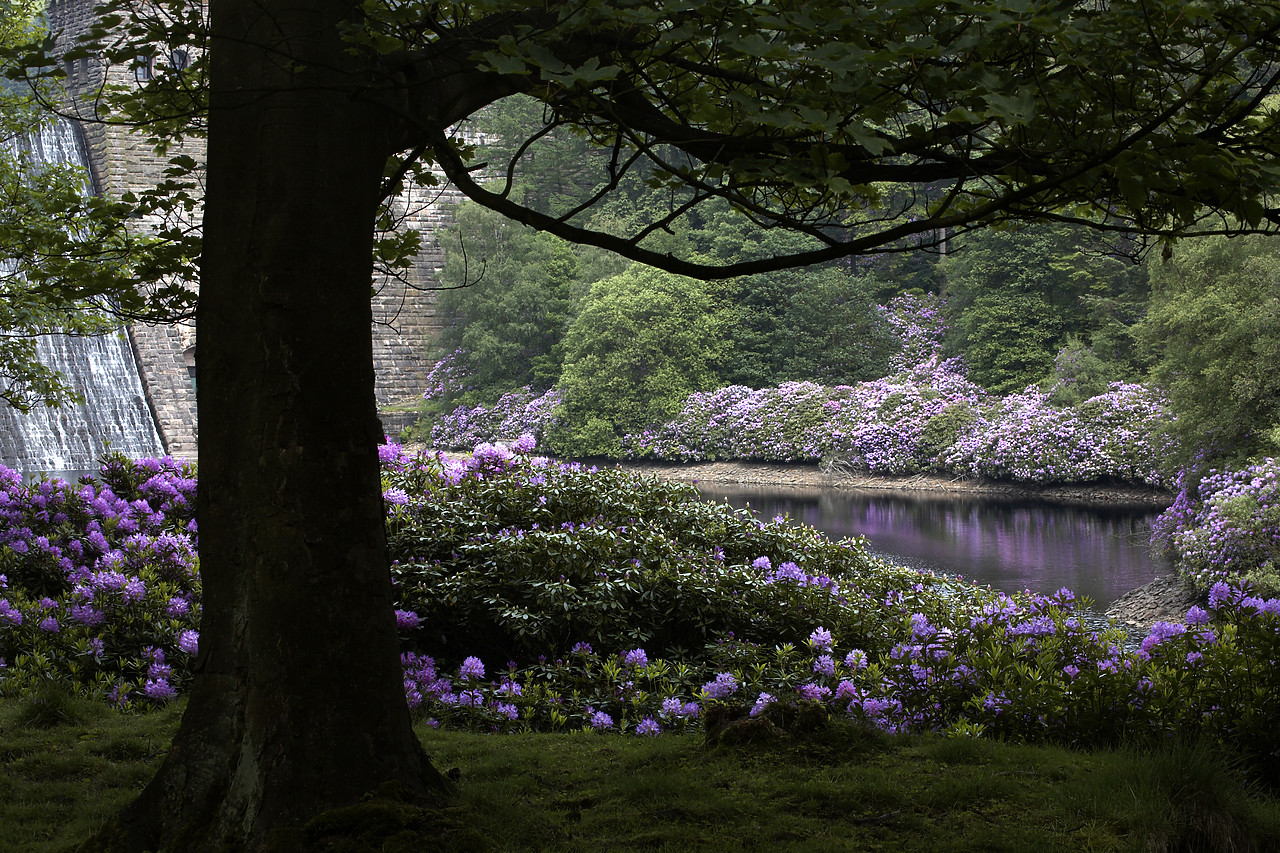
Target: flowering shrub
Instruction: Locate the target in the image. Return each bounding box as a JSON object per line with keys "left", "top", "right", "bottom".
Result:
{"left": 420, "top": 293, "right": 1176, "bottom": 487}
{"left": 381, "top": 441, "right": 950, "bottom": 663}
{"left": 426, "top": 386, "right": 562, "bottom": 450}
{"left": 879, "top": 292, "right": 946, "bottom": 373}
{"left": 944, "top": 383, "right": 1177, "bottom": 486}
{"left": 384, "top": 442, "right": 1278, "bottom": 776}
{"left": 1153, "top": 459, "right": 1280, "bottom": 596}
{"left": 625, "top": 367, "right": 1173, "bottom": 486}
{"left": 7, "top": 446, "right": 1280, "bottom": 780}
{"left": 0, "top": 455, "right": 200, "bottom": 709}
{"left": 418, "top": 349, "right": 473, "bottom": 403}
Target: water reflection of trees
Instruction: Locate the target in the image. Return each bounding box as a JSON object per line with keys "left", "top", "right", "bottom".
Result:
{"left": 698, "top": 486, "right": 1169, "bottom": 607}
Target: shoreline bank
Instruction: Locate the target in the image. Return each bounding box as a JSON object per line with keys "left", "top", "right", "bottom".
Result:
{"left": 611, "top": 458, "right": 1174, "bottom": 508}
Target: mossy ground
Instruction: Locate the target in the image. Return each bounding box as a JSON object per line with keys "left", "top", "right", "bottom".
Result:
{"left": 3, "top": 695, "right": 1277, "bottom": 852}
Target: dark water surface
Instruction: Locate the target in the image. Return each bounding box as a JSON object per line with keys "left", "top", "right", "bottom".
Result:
{"left": 696, "top": 485, "right": 1172, "bottom": 609}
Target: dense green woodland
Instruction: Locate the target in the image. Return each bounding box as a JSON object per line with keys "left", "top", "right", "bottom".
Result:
{"left": 421, "top": 97, "right": 1280, "bottom": 471}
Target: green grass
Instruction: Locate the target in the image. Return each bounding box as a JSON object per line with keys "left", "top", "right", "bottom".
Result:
{"left": 3, "top": 696, "right": 1278, "bottom": 852}
{"left": 0, "top": 692, "right": 182, "bottom": 853}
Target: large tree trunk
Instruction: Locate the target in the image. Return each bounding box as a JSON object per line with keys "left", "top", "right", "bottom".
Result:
{"left": 85, "top": 0, "right": 450, "bottom": 848}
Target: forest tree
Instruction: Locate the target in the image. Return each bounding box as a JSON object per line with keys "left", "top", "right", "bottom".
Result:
{"left": 8, "top": 0, "right": 1280, "bottom": 847}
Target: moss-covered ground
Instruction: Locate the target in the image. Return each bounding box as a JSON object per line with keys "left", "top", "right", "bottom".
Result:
{"left": 3, "top": 694, "right": 1278, "bottom": 852}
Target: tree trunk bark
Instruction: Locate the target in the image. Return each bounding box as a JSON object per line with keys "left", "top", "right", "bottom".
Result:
{"left": 85, "top": 0, "right": 451, "bottom": 848}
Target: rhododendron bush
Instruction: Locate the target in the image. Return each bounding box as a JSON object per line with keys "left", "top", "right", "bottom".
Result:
{"left": 626, "top": 365, "right": 1175, "bottom": 487}
{"left": 0, "top": 456, "right": 199, "bottom": 709}
{"left": 423, "top": 293, "right": 1178, "bottom": 487}
{"left": 1153, "top": 458, "right": 1280, "bottom": 598}
{"left": 4, "top": 445, "right": 1279, "bottom": 780}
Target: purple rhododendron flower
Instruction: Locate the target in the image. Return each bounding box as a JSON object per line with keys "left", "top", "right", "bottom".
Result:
{"left": 701, "top": 672, "right": 738, "bottom": 699}
{"left": 623, "top": 648, "right": 649, "bottom": 668}
{"left": 910, "top": 613, "right": 937, "bottom": 640}
{"left": 460, "top": 656, "right": 484, "bottom": 680}
{"left": 635, "top": 716, "right": 661, "bottom": 736}
{"left": 844, "top": 649, "right": 868, "bottom": 670}
{"left": 177, "top": 629, "right": 199, "bottom": 655}
{"left": 813, "top": 655, "right": 836, "bottom": 677}
{"left": 834, "top": 680, "right": 859, "bottom": 703}
{"left": 774, "top": 562, "right": 806, "bottom": 584}
{"left": 1208, "top": 582, "right": 1238, "bottom": 610}
{"left": 750, "top": 693, "right": 774, "bottom": 717}
{"left": 590, "top": 710, "right": 613, "bottom": 730}
{"left": 144, "top": 679, "right": 177, "bottom": 701}
{"left": 1140, "top": 621, "right": 1187, "bottom": 655}
{"left": 798, "top": 683, "right": 831, "bottom": 702}
{"left": 395, "top": 609, "right": 421, "bottom": 629}
{"left": 0, "top": 599, "right": 23, "bottom": 626}
{"left": 121, "top": 576, "right": 146, "bottom": 603}
{"left": 68, "top": 604, "right": 105, "bottom": 626}
{"left": 470, "top": 442, "right": 513, "bottom": 467}
{"left": 809, "top": 626, "right": 833, "bottom": 652}
{"left": 982, "top": 692, "right": 1008, "bottom": 714}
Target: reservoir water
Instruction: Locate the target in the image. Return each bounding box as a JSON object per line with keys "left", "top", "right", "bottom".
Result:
{"left": 696, "top": 484, "right": 1171, "bottom": 609}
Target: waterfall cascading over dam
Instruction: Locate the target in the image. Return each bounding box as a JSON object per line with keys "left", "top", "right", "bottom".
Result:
{"left": 0, "top": 117, "right": 165, "bottom": 476}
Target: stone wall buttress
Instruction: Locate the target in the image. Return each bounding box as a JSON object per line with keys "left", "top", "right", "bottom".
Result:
{"left": 44, "top": 0, "right": 451, "bottom": 456}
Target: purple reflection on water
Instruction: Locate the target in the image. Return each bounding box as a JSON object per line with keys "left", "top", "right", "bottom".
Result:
{"left": 697, "top": 485, "right": 1172, "bottom": 609}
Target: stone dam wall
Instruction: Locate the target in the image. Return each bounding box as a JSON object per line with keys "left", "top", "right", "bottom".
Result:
{"left": 45, "top": 0, "right": 453, "bottom": 457}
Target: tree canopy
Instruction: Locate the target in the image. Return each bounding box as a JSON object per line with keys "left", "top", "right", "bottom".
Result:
{"left": 941, "top": 223, "right": 1148, "bottom": 394}
{"left": 9, "top": 0, "right": 1280, "bottom": 848}
{"left": 1140, "top": 233, "right": 1280, "bottom": 469}
{"left": 0, "top": 2, "right": 193, "bottom": 411}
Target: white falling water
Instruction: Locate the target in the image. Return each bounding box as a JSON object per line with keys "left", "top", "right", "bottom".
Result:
{"left": 0, "top": 118, "right": 165, "bottom": 476}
